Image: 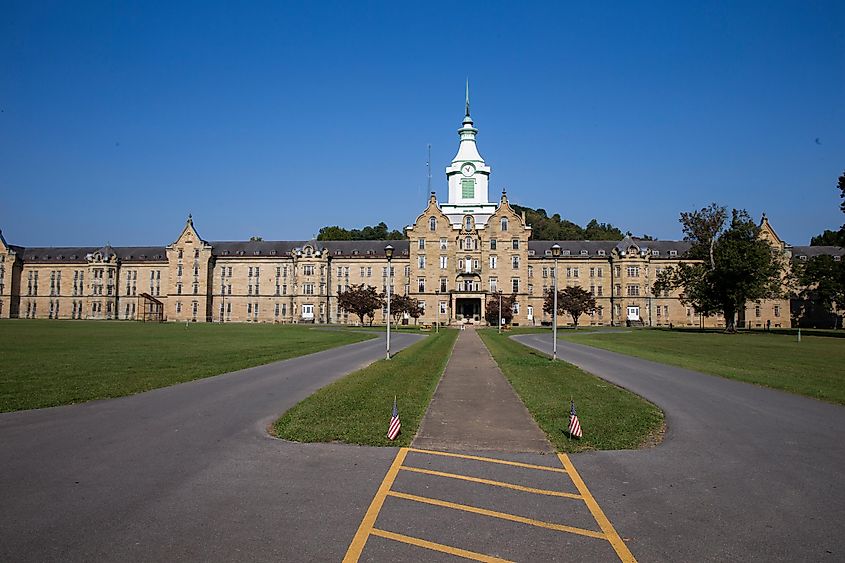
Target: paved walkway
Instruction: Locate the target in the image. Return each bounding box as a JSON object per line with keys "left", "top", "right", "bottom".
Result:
{"left": 412, "top": 328, "right": 552, "bottom": 453}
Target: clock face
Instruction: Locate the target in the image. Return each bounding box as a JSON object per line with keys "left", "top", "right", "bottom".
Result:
{"left": 461, "top": 163, "right": 476, "bottom": 176}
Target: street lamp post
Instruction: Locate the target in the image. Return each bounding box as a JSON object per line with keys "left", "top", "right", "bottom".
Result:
{"left": 551, "top": 243, "right": 561, "bottom": 361}
{"left": 498, "top": 289, "right": 503, "bottom": 334}
{"left": 435, "top": 289, "right": 439, "bottom": 333}
{"left": 384, "top": 245, "right": 393, "bottom": 360}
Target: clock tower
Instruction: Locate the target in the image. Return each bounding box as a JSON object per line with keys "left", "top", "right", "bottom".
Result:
{"left": 441, "top": 83, "right": 498, "bottom": 227}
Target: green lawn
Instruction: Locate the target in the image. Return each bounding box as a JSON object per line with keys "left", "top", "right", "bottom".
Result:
{"left": 273, "top": 330, "right": 458, "bottom": 446}
{"left": 478, "top": 330, "right": 664, "bottom": 452}
{"left": 561, "top": 329, "right": 845, "bottom": 404}
{"left": 0, "top": 320, "right": 374, "bottom": 412}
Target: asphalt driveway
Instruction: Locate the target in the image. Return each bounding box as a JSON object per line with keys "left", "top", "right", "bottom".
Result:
{"left": 514, "top": 333, "right": 845, "bottom": 562}
{"left": 0, "top": 332, "right": 422, "bottom": 562}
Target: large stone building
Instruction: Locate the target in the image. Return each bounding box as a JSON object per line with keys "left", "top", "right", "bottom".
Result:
{"left": 1, "top": 102, "right": 840, "bottom": 328}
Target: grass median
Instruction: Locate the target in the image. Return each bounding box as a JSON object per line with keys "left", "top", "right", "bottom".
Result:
{"left": 273, "top": 329, "right": 458, "bottom": 446}
{"left": 560, "top": 328, "right": 845, "bottom": 404}
{"left": 0, "top": 320, "right": 373, "bottom": 412}
{"left": 478, "top": 329, "right": 664, "bottom": 452}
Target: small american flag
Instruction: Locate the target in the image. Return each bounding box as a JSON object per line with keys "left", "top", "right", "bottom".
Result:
{"left": 568, "top": 399, "right": 583, "bottom": 439}
{"left": 387, "top": 397, "right": 401, "bottom": 440}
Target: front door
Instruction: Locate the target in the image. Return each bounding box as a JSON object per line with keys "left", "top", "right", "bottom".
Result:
{"left": 627, "top": 306, "right": 640, "bottom": 321}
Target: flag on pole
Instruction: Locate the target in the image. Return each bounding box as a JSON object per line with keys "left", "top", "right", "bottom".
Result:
{"left": 568, "top": 399, "right": 583, "bottom": 439}
{"left": 387, "top": 396, "right": 401, "bottom": 440}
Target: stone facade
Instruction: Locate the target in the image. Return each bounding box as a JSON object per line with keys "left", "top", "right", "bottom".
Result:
{"left": 2, "top": 104, "right": 837, "bottom": 328}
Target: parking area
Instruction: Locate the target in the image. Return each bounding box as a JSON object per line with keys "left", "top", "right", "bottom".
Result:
{"left": 344, "top": 447, "right": 636, "bottom": 562}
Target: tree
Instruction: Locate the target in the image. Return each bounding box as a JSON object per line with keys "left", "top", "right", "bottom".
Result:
{"left": 389, "top": 293, "right": 414, "bottom": 324}
{"left": 484, "top": 293, "right": 516, "bottom": 326}
{"left": 249, "top": 235, "right": 263, "bottom": 241}
{"left": 809, "top": 170, "right": 845, "bottom": 246}
{"left": 794, "top": 254, "right": 845, "bottom": 327}
{"left": 317, "top": 222, "right": 406, "bottom": 241}
{"left": 407, "top": 299, "right": 424, "bottom": 325}
{"left": 543, "top": 286, "right": 596, "bottom": 328}
{"left": 510, "top": 205, "right": 625, "bottom": 241}
{"left": 337, "top": 284, "right": 384, "bottom": 325}
{"left": 653, "top": 205, "right": 784, "bottom": 332}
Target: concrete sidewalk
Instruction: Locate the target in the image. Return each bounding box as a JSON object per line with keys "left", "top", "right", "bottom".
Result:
{"left": 412, "top": 328, "right": 552, "bottom": 453}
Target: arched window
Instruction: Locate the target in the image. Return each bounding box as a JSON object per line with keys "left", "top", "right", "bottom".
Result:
{"left": 501, "top": 218, "right": 508, "bottom": 231}
{"left": 465, "top": 216, "right": 472, "bottom": 230}
{"left": 465, "top": 236, "right": 472, "bottom": 249}
{"left": 429, "top": 217, "right": 436, "bottom": 231}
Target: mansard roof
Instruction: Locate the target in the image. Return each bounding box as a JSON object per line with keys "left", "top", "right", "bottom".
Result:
{"left": 527, "top": 239, "right": 692, "bottom": 258}
{"left": 19, "top": 246, "right": 168, "bottom": 263}
{"left": 791, "top": 245, "right": 845, "bottom": 260}
{"left": 210, "top": 239, "right": 410, "bottom": 258}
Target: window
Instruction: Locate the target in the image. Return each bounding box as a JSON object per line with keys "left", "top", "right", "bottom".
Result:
{"left": 597, "top": 268, "right": 603, "bottom": 278}
{"left": 615, "top": 284, "right": 621, "bottom": 296}
{"left": 627, "top": 266, "right": 639, "bottom": 277}
{"left": 490, "top": 239, "right": 497, "bottom": 250}
{"left": 527, "top": 266, "right": 533, "bottom": 278}
{"left": 597, "top": 286, "right": 603, "bottom": 296}
{"left": 755, "top": 305, "right": 761, "bottom": 317}
{"left": 429, "top": 217, "right": 436, "bottom": 231}
{"left": 439, "top": 277, "right": 447, "bottom": 292}
{"left": 465, "top": 216, "right": 472, "bottom": 231}
{"left": 418, "top": 255, "right": 426, "bottom": 268}
{"left": 439, "top": 256, "right": 447, "bottom": 269}
{"left": 512, "top": 239, "right": 519, "bottom": 250}
{"left": 439, "top": 301, "right": 447, "bottom": 315}
{"left": 512, "top": 301, "right": 520, "bottom": 314}
{"left": 461, "top": 178, "right": 475, "bottom": 198}
{"left": 774, "top": 305, "right": 781, "bottom": 317}
{"left": 542, "top": 267, "right": 548, "bottom": 278}
{"left": 501, "top": 218, "right": 508, "bottom": 231}
{"left": 528, "top": 283, "right": 533, "bottom": 295}
{"left": 367, "top": 267, "right": 372, "bottom": 277}
{"left": 176, "top": 302, "right": 182, "bottom": 313}
{"left": 303, "top": 265, "right": 314, "bottom": 276}
{"left": 304, "top": 283, "right": 314, "bottom": 295}
{"left": 512, "top": 278, "right": 520, "bottom": 293}
{"left": 511, "top": 256, "right": 519, "bottom": 269}
{"left": 669, "top": 250, "right": 678, "bottom": 257}
{"left": 418, "top": 239, "right": 425, "bottom": 250}
{"left": 489, "top": 256, "right": 497, "bottom": 269}
{"left": 626, "top": 284, "right": 640, "bottom": 296}
{"left": 418, "top": 277, "right": 425, "bottom": 292}
{"left": 439, "top": 237, "right": 447, "bottom": 250}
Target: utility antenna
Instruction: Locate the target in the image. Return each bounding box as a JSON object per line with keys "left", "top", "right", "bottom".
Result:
{"left": 426, "top": 143, "right": 432, "bottom": 196}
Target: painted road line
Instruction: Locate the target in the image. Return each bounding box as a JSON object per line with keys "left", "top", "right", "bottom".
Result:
{"left": 342, "top": 448, "right": 409, "bottom": 563}
{"left": 408, "top": 447, "right": 568, "bottom": 473}
{"left": 370, "top": 528, "right": 514, "bottom": 563}
{"left": 387, "top": 490, "right": 607, "bottom": 540}
{"left": 400, "top": 465, "right": 583, "bottom": 499}
{"left": 559, "top": 453, "right": 637, "bottom": 563}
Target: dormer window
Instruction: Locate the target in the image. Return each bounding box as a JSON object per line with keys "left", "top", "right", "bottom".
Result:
{"left": 352, "top": 250, "right": 359, "bottom": 255}
{"left": 580, "top": 250, "right": 588, "bottom": 256}
{"left": 562, "top": 250, "right": 570, "bottom": 256}
{"left": 652, "top": 250, "right": 659, "bottom": 256}
{"left": 598, "top": 250, "right": 606, "bottom": 256}
{"left": 798, "top": 255, "right": 807, "bottom": 261}
{"left": 222, "top": 250, "right": 229, "bottom": 256}
{"left": 669, "top": 250, "right": 678, "bottom": 257}
{"left": 367, "top": 250, "right": 374, "bottom": 255}
{"left": 270, "top": 250, "right": 277, "bottom": 256}
{"left": 254, "top": 251, "right": 260, "bottom": 255}
{"left": 834, "top": 256, "right": 841, "bottom": 262}
{"left": 545, "top": 250, "right": 551, "bottom": 256}
{"left": 528, "top": 250, "right": 535, "bottom": 256}
{"left": 237, "top": 250, "right": 244, "bottom": 256}
{"left": 335, "top": 250, "right": 342, "bottom": 255}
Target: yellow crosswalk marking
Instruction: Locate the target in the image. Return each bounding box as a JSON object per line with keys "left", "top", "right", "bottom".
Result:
{"left": 400, "top": 465, "right": 582, "bottom": 499}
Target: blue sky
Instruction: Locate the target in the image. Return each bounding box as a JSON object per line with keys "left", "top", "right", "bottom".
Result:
{"left": 1, "top": 1, "right": 843, "bottom": 247}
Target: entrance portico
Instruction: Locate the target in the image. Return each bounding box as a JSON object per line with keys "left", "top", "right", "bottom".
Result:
{"left": 453, "top": 293, "right": 485, "bottom": 322}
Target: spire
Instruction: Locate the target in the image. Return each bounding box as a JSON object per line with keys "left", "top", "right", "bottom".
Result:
{"left": 465, "top": 78, "right": 470, "bottom": 117}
